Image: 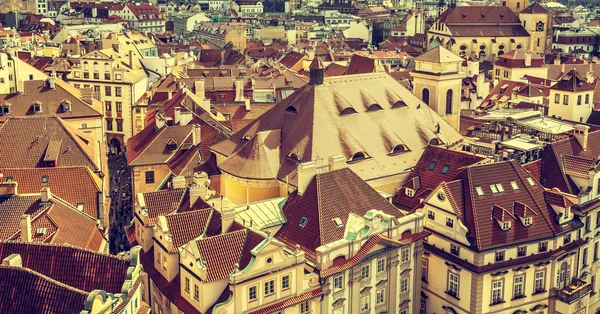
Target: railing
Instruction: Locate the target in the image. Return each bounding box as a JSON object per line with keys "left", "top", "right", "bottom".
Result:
{"left": 557, "top": 279, "right": 592, "bottom": 304}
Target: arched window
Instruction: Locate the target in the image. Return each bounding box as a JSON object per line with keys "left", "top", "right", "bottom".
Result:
{"left": 350, "top": 152, "right": 367, "bottom": 161}
{"left": 422, "top": 88, "right": 430, "bottom": 106}
{"left": 340, "top": 107, "right": 358, "bottom": 116}
{"left": 93, "top": 62, "right": 99, "bottom": 72}
{"left": 429, "top": 138, "right": 441, "bottom": 145}
{"left": 366, "top": 104, "right": 383, "bottom": 112}
{"left": 104, "top": 62, "right": 110, "bottom": 72}
{"left": 516, "top": 44, "right": 523, "bottom": 49}
{"left": 392, "top": 100, "right": 407, "bottom": 109}
{"left": 391, "top": 144, "right": 407, "bottom": 154}
{"left": 285, "top": 106, "right": 298, "bottom": 114}
{"left": 83, "top": 61, "right": 88, "bottom": 71}
{"left": 446, "top": 89, "right": 453, "bottom": 115}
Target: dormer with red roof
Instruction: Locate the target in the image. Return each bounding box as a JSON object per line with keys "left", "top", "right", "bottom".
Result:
{"left": 492, "top": 204, "right": 515, "bottom": 230}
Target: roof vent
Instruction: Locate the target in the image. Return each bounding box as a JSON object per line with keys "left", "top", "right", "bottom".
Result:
{"left": 332, "top": 217, "right": 343, "bottom": 227}
{"left": 299, "top": 217, "right": 308, "bottom": 227}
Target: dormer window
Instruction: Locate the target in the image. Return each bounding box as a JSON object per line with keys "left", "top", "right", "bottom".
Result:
{"left": 391, "top": 144, "right": 407, "bottom": 155}
{"left": 61, "top": 100, "right": 71, "bottom": 112}
{"left": 501, "top": 221, "right": 511, "bottom": 230}
{"left": 166, "top": 138, "right": 177, "bottom": 151}
{"left": 366, "top": 104, "right": 383, "bottom": 112}
{"left": 285, "top": 106, "right": 298, "bottom": 114}
{"left": 429, "top": 138, "right": 441, "bottom": 145}
{"left": 0, "top": 104, "right": 10, "bottom": 115}
{"left": 523, "top": 217, "right": 532, "bottom": 226}
{"left": 405, "top": 188, "right": 414, "bottom": 197}
{"left": 350, "top": 152, "right": 368, "bottom": 162}
{"left": 392, "top": 100, "right": 407, "bottom": 108}
{"left": 41, "top": 176, "right": 48, "bottom": 184}
{"left": 32, "top": 101, "right": 42, "bottom": 113}
{"left": 340, "top": 107, "right": 358, "bottom": 116}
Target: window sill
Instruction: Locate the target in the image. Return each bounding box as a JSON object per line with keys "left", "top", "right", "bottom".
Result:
{"left": 511, "top": 295, "right": 526, "bottom": 301}
{"left": 490, "top": 300, "right": 506, "bottom": 306}
{"left": 532, "top": 289, "right": 547, "bottom": 296}
{"left": 445, "top": 291, "right": 460, "bottom": 300}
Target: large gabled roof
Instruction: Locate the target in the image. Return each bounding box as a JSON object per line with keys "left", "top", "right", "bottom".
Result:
{"left": 211, "top": 72, "right": 463, "bottom": 185}
{"left": 414, "top": 46, "right": 463, "bottom": 63}
{"left": 275, "top": 167, "right": 403, "bottom": 262}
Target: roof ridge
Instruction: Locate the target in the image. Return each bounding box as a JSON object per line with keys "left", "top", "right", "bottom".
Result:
{"left": 0, "top": 265, "right": 90, "bottom": 295}
{"left": 54, "top": 116, "right": 99, "bottom": 170}
{"left": 0, "top": 239, "right": 129, "bottom": 260}
{"left": 129, "top": 125, "right": 168, "bottom": 165}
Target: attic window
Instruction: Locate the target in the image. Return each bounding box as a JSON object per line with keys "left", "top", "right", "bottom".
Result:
{"left": 428, "top": 162, "right": 437, "bottom": 171}
{"left": 6, "top": 176, "right": 13, "bottom": 182}
{"left": 285, "top": 106, "right": 298, "bottom": 114}
{"left": 366, "top": 104, "right": 383, "bottom": 112}
{"left": 41, "top": 176, "right": 49, "bottom": 184}
{"left": 62, "top": 100, "right": 71, "bottom": 112}
{"left": 0, "top": 105, "right": 10, "bottom": 115}
{"left": 166, "top": 138, "right": 177, "bottom": 151}
{"left": 526, "top": 177, "right": 536, "bottom": 186}
{"left": 501, "top": 221, "right": 511, "bottom": 231}
{"left": 391, "top": 145, "right": 407, "bottom": 155}
{"left": 299, "top": 217, "right": 308, "bottom": 227}
{"left": 287, "top": 153, "right": 299, "bottom": 162}
{"left": 523, "top": 217, "right": 532, "bottom": 226}
{"left": 510, "top": 181, "right": 519, "bottom": 190}
{"left": 77, "top": 203, "right": 84, "bottom": 211}
{"left": 340, "top": 107, "right": 358, "bottom": 116}
{"left": 475, "top": 186, "right": 484, "bottom": 196}
{"left": 441, "top": 165, "right": 450, "bottom": 174}
{"left": 332, "top": 217, "right": 344, "bottom": 227}
{"left": 490, "top": 183, "right": 504, "bottom": 194}
{"left": 350, "top": 152, "right": 367, "bottom": 162}
{"left": 392, "top": 100, "right": 407, "bottom": 109}
{"left": 32, "top": 102, "right": 42, "bottom": 113}
{"left": 241, "top": 135, "right": 250, "bottom": 142}
{"left": 428, "top": 138, "right": 441, "bottom": 145}
{"left": 36, "top": 228, "right": 47, "bottom": 236}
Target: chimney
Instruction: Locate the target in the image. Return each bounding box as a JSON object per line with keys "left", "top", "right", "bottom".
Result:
{"left": 165, "top": 117, "right": 174, "bottom": 126}
{"left": 297, "top": 161, "right": 316, "bottom": 196}
{"left": 234, "top": 77, "right": 244, "bottom": 102}
{"left": 172, "top": 175, "right": 186, "bottom": 189}
{"left": 244, "top": 98, "right": 250, "bottom": 112}
{"left": 574, "top": 124, "right": 590, "bottom": 151}
{"left": 190, "top": 172, "right": 210, "bottom": 205}
{"left": 194, "top": 77, "right": 206, "bottom": 100}
{"left": 156, "top": 113, "right": 166, "bottom": 129}
{"left": 48, "top": 71, "right": 57, "bottom": 89}
{"left": 2, "top": 253, "right": 22, "bottom": 267}
{"left": 0, "top": 181, "right": 17, "bottom": 195}
{"left": 20, "top": 214, "right": 32, "bottom": 243}
{"left": 524, "top": 51, "right": 532, "bottom": 67}
{"left": 328, "top": 155, "right": 347, "bottom": 171}
{"left": 192, "top": 123, "right": 201, "bottom": 146}
{"left": 553, "top": 55, "right": 561, "bottom": 65}
{"left": 40, "top": 187, "right": 51, "bottom": 203}
{"left": 174, "top": 107, "right": 192, "bottom": 125}
{"left": 221, "top": 206, "right": 236, "bottom": 232}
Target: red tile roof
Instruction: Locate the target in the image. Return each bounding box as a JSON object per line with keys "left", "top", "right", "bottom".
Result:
{"left": 164, "top": 209, "right": 212, "bottom": 252}
{"left": 276, "top": 168, "right": 403, "bottom": 262}
{"left": 142, "top": 188, "right": 187, "bottom": 225}
{"left": 246, "top": 288, "right": 323, "bottom": 314}
{"left": 551, "top": 69, "right": 594, "bottom": 92}
{"left": 0, "top": 241, "right": 129, "bottom": 293}
{"left": 195, "top": 230, "right": 248, "bottom": 282}
{"left": 395, "top": 145, "right": 484, "bottom": 209}
{"left": 0, "top": 265, "right": 89, "bottom": 313}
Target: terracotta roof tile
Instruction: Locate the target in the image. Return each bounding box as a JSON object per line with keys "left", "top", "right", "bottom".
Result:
{"left": 562, "top": 155, "right": 594, "bottom": 179}
{"left": 164, "top": 209, "right": 212, "bottom": 252}
{"left": 246, "top": 288, "right": 323, "bottom": 314}
{"left": 196, "top": 230, "right": 247, "bottom": 282}
{"left": 142, "top": 188, "right": 186, "bottom": 225}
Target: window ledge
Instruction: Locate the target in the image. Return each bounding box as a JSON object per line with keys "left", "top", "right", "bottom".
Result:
{"left": 532, "top": 289, "right": 547, "bottom": 296}
{"left": 490, "top": 300, "right": 506, "bottom": 306}
{"left": 444, "top": 291, "right": 460, "bottom": 300}
{"left": 511, "top": 295, "right": 526, "bottom": 301}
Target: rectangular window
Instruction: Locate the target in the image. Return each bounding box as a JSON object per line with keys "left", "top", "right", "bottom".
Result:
{"left": 162, "top": 255, "right": 167, "bottom": 270}
{"left": 586, "top": 216, "right": 591, "bottom": 232}
{"left": 106, "top": 118, "right": 113, "bottom": 131}
{"left": 563, "top": 94, "right": 569, "bottom": 105}
{"left": 555, "top": 93, "right": 560, "bottom": 104}
{"left": 157, "top": 250, "right": 161, "bottom": 263}
{"left": 564, "top": 233, "right": 571, "bottom": 244}
{"left": 105, "top": 101, "right": 112, "bottom": 111}
{"left": 513, "top": 275, "right": 524, "bottom": 298}
{"left": 377, "top": 258, "right": 386, "bottom": 273}
{"left": 517, "top": 246, "right": 527, "bottom": 257}
{"left": 448, "top": 272, "right": 459, "bottom": 297}
{"left": 595, "top": 242, "right": 599, "bottom": 261}
{"left": 427, "top": 210, "right": 435, "bottom": 220}
{"left": 84, "top": 72, "right": 89, "bottom": 79}
{"left": 583, "top": 248, "right": 588, "bottom": 266}
{"left": 510, "top": 181, "right": 519, "bottom": 190}
{"left": 194, "top": 284, "right": 199, "bottom": 301}
{"left": 578, "top": 95, "right": 582, "bottom": 105}
{"left": 539, "top": 241, "right": 548, "bottom": 252}
{"left": 401, "top": 248, "right": 410, "bottom": 263}
{"left": 105, "top": 73, "right": 110, "bottom": 80}
{"left": 249, "top": 286, "right": 257, "bottom": 301}
{"left": 105, "top": 86, "right": 111, "bottom": 96}
{"left": 117, "top": 120, "right": 123, "bottom": 132}
{"left": 282, "top": 275, "right": 290, "bottom": 290}
{"left": 93, "top": 73, "right": 99, "bottom": 80}
{"left": 376, "top": 289, "right": 385, "bottom": 304}
{"left": 116, "top": 102, "right": 123, "bottom": 112}
{"left": 360, "top": 296, "right": 369, "bottom": 312}
{"left": 300, "top": 301, "right": 310, "bottom": 314}
{"left": 361, "top": 264, "right": 370, "bottom": 280}
{"left": 400, "top": 277, "right": 409, "bottom": 293}
{"left": 451, "top": 244, "right": 460, "bottom": 256}
{"left": 586, "top": 94, "right": 590, "bottom": 104}
{"left": 115, "top": 87, "right": 122, "bottom": 97}
{"left": 446, "top": 217, "right": 454, "bottom": 228}
{"left": 334, "top": 275, "right": 343, "bottom": 290}
{"left": 534, "top": 271, "right": 545, "bottom": 293}
{"left": 264, "top": 280, "right": 275, "bottom": 296}
{"left": 492, "top": 280, "right": 503, "bottom": 304}
{"left": 495, "top": 251, "right": 505, "bottom": 262}
{"left": 145, "top": 171, "right": 155, "bottom": 184}
{"left": 185, "top": 277, "right": 190, "bottom": 293}
{"left": 422, "top": 259, "right": 428, "bottom": 281}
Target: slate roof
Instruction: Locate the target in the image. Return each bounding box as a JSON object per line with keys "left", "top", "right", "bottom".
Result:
{"left": 275, "top": 168, "right": 403, "bottom": 262}
{"left": 0, "top": 116, "right": 99, "bottom": 171}
{"left": 395, "top": 145, "right": 484, "bottom": 209}
{"left": 211, "top": 72, "right": 463, "bottom": 185}
{"left": 0, "top": 265, "right": 89, "bottom": 314}
{"left": 0, "top": 241, "right": 129, "bottom": 293}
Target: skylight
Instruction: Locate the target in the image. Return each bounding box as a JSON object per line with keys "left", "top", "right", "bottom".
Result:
{"left": 489, "top": 183, "right": 504, "bottom": 194}
{"left": 332, "top": 218, "right": 344, "bottom": 227}
{"left": 510, "top": 181, "right": 519, "bottom": 190}
{"left": 490, "top": 184, "right": 498, "bottom": 194}
{"left": 41, "top": 176, "right": 48, "bottom": 184}
{"left": 496, "top": 183, "right": 504, "bottom": 193}
{"left": 441, "top": 165, "right": 450, "bottom": 174}
{"left": 527, "top": 177, "right": 536, "bottom": 186}
{"left": 299, "top": 217, "right": 308, "bottom": 227}
{"left": 429, "top": 162, "right": 437, "bottom": 171}
{"left": 475, "top": 186, "right": 484, "bottom": 196}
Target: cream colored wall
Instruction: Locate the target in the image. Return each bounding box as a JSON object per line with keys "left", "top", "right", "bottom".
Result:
{"left": 132, "top": 164, "right": 171, "bottom": 195}
{"left": 548, "top": 90, "right": 594, "bottom": 123}
{"left": 219, "top": 173, "right": 281, "bottom": 205}
{"left": 412, "top": 71, "right": 463, "bottom": 132}
{"left": 422, "top": 252, "right": 473, "bottom": 313}
{"left": 67, "top": 116, "right": 104, "bottom": 143}
{"left": 427, "top": 32, "right": 530, "bottom": 62}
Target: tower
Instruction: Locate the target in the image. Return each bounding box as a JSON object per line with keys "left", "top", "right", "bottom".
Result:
{"left": 500, "top": 0, "right": 528, "bottom": 13}
{"left": 410, "top": 46, "right": 463, "bottom": 131}
{"left": 519, "top": 2, "right": 550, "bottom": 54}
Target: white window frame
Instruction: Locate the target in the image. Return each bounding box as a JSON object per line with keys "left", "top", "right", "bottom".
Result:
{"left": 513, "top": 275, "right": 524, "bottom": 298}
{"left": 377, "top": 258, "right": 386, "bottom": 273}
{"left": 361, "top": 264, "right": 370, "bottom": 280}
{"left": 492, "top": 280, "right": 503, "bottom": 303}
{"left": 401, "top": 248, "right": 410, "bottom": 263}
{"left": 333, "top": 275, "right": 343, "bottom": 291}
{"left": 400, "top": 277, "right": 409, "bottom": 293}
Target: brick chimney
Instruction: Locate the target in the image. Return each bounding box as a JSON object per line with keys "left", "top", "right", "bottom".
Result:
{"left": 2, "top": 253, "right": 22, "bottom": 267}
{"left": 574, "top": 124, "right": 590, "bottom": 151}
{"left": 48, "top": 71, "right": 57, "bottom": 89}
{"left": 20, "top": 214, "right": 32, "bottom": 242}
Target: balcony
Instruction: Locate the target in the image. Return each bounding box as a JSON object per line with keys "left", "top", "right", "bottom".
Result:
{"left": 557, "top": 279, "right": 592, "bottom": 304}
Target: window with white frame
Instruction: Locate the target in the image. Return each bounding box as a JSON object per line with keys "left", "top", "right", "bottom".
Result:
{"left": 491, "top": 280, "right": 503, "bottom": 304}
{"left": 185, "top": 277, "right": 190, "bottom": 293}
{"left": 446, "top": 217, "right": 454, "bottom": 228}
{"left": 334, "top": 275, "right": 343, "bottom": 290}
{"left": 401, "top": 248, "right": 410, "bottom": 263}
{"left": 513, "top": 275, "right": 524, "bottom": 298}
{"left": 534, "top": 271, "right": 545, "bottom": 293}
{"left": 282, "top": 275, "right": 290, "bottom": 290}
{"left": 360, "top": 296, "right": 370, "bottom": 312}
{"left": 300, "top": 301, "right": 310, "bottom": 314}
{"left": 400, "top": 277, "right": 409, "bottom": 293}
{"left": 249, "top": 286, "right": 257, "bottom": 301}
{"left": 447, "top": 272, "right": 459, "bottom": 297}
{"left": 376, "top": 289, "right": 385, "bottom": 304}
{"left": 422, "top": 259, "right": 428, "bottom": 281}
{"left": 361, "top": 265, "right": 370, "bottom": 280}
{"left": 377, "top": 258, "right": 386, "bottom": 273}
{"left": 264, "top": 280, "right": 275, "bottom": 296}
{"left": 451, "top": 243, "right": 460, "bottom": 256}
{"left": 194, "top": 284, "right": 199, "bottom": 301}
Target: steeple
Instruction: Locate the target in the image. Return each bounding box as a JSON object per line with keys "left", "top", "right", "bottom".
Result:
{"left": 309, "top": 57, "right": 325, "bottom": 85}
